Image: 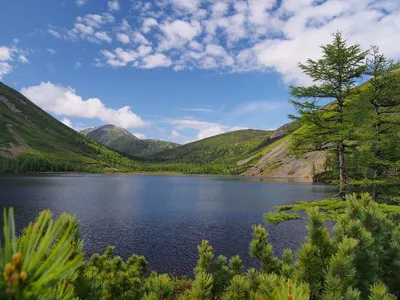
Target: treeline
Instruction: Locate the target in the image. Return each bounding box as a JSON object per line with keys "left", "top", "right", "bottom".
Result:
{"left": 1, "top": 193, "right": 399, "bottom": 299}
{"left": 128, "top": 163, "right": 233, "bottom": 175}
{"left": 290, "top": 32, "right": 400, "bottom": 200}
{"left": 0, "top": 156, "right": 235, "bottom": 175}
{"left": 0, "top": 157, "right": 100, "bottom": 173}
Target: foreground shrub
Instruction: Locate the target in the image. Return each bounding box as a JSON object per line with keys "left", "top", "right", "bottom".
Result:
{"left": 0, "top": 209, "right": 84, "bottom": 299}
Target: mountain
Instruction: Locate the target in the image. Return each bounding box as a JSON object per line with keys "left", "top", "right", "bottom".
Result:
{"left": 148, "top": 129, "right": 273, "bottom": 165}
{"left": 0, "top": 82, "right": 138, "bottom": 172}
{"left": 80, "top": 124, "right": 180, "bottom": 156}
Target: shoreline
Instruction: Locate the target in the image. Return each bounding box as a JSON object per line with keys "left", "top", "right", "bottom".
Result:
{"left": 0, "top": 171, "right": 325, "bottom": 183}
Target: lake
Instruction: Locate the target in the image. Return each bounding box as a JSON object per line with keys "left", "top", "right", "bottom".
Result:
{"left": 0, "top": 174, "right": 333, "bottom": 275}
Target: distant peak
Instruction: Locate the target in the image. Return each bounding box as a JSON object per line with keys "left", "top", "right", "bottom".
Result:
{"left": 102, "top": 124, "right": 117, "bottom": 129}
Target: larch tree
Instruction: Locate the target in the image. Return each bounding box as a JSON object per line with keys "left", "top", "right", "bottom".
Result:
{"left": 289, "top": 32, "right": 368, "bottom": 198}
{"left": 363, "top": 46, "right": 400, "bottom": 200}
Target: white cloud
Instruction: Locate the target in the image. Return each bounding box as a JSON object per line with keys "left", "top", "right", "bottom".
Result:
{"left": 47, "top": 0, "right": 400, "bottom": 84}
{"left": 233, "top": 101, "right": 282, "bottom": 115}
{"left": 120, "top": 19, "right": 131, "bottom": 31}
{"left": 61, "top": 118, "right": 73, "bottom": 128}
{"left": 170, "top": 119, "right": 226, "bottom": 140}
{"left": 0, "top": 47, "right": 13, "bottom": 61}
{"left": 133, "top": 132, "right": 146, "bottom": 139}
{"left": 230, "top": 126, "right": 249, "bottom": 131}
{"left": 77, "top": 13, "right": 115, "bottom": 28}
{"left": 75, "top": 0, "right": 87, "bottom": 7}
{"left": 248, "top": 0, "right": 276, "bottom": 26}
{"left": 0, "top": 62, "right": 12, "bottom": 80}
{"left": 100, "top": 47, "right": 141, "bottom": 67}
{"left": 171, "top": 129, "right": 182, "bottom": 137}
{"left": 205, "top": 44, "right": 234, "bottom": 67}
{"left": 115, "top": 48, "right": 138, "bottom": 63}
{"left": 74, "top": 23, "right": 94, "bottom": 35}
{"left": 212, "top": 2, "right": 229, "bottom": 18}
{"left": 18, "top": 55, "right": 28, "bottom": 63}
{"left": 21, "top": 82, "right": 147, "bottom": 129}
{"left": 159, "top": 20, "right": 202, "bottom": 50}
{"left": 171, "top": 0, "right": 199, "bottom": 12}
{"left": 47, "top": 48, "right": 56, "bottom": 54}
{"left": 50, "top": 13, "right": 115, "bottom": 44}
{"left": 132, "top": 32, "right": 150, "bottom": 45}
{"left": 48, "top": 29, "right": 61, "bottom": 39}
{"left": 108, "top": 0, "right": 120, "bottom": 12}
{"left": 142, "top": 53, "right": 172, "bottom": 68}
{"left": 169, "top": 117, "right": 256, "bottom": 141}
{"left": 75, "top": 61, "right": 82, "bottom": 68}
{"left": 116, "top": 33, "right": 130, "bottom": 44}
{"left": 0, "top": 46, "right": 28, "bottom": 78}
{"left": 178, "top": 108, "right": 214, "bottom": 113}
{"left": 188, "top": 41, "right": 203, "bottom": 51}
{"left": 137, "top": 45, "right": 152, "bottom": 56}
{"left": 197, "top": 125, "right": 225, "bottom": 140}
{"left": 142, "top": 18, "right": 158, "bottom": 33}
{"left": 94, "top": 31, "right": 112, "bottom": 43}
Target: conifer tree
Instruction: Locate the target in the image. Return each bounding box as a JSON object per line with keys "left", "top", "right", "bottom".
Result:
{"left": 362, "top": 46, "right": 400, "bottom": 200}
{"left": 289, "top": 32, "right": 368, "bottom": 198}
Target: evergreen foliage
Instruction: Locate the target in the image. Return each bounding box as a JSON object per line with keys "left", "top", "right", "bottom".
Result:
{"left": 289, "top": 32, "right": 369, "bottom": 197}
{"left": 0, "top": 208, "right": 84, "bottom": 299}
{"left": 353, "top": 46, "right": 400, "bottom": 200}
{"left": 1, "top": 193, "right": 399, "bottom": 299}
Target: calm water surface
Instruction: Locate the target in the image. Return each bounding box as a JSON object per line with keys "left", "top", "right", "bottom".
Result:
{"left": 0, "top": 174, "right": 333, "bottom": 275}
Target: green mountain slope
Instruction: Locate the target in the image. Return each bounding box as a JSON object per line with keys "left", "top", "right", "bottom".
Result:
{"left": 148, "top": 129, "right": 273, "bottom": 165}
{"left": 0, "top": 82, "right": 138, "bottom": 172}
{"left": 80, "top": 124, "right": 180, "bottom": 156}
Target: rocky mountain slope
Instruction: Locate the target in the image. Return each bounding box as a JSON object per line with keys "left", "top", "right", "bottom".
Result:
{"left": 226, "top": 122, "right": 326, "bottom": 181}
{"left": 81, "top": 124, "right": 180, "bottom": 156}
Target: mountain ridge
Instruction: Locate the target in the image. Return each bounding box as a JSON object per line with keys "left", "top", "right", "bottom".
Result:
{"left": 80, "top": 124, "right": 180, "bottom": 156}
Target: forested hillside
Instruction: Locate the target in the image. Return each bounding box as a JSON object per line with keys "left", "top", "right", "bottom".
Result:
{"left": 148, "top": 129, "right": 272, "bottom": 165}
{"left": 0, "top": 82, "right": 141, "bottom": 173}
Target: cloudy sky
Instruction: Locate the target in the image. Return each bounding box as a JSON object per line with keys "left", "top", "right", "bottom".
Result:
{"left": 1, "top": 0, "right": 399, "bottom": 143}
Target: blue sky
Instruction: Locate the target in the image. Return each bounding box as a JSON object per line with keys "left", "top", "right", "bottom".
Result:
{"left": 1, "top": 0, "right": 399, "bottom": 143}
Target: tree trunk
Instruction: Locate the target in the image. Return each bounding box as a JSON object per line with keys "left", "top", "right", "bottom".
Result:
{"left": 372, "top": 105, "right": 381, "bottom": 201}
{"left": 339, "top": 141, "right": 346, "bottom": 199}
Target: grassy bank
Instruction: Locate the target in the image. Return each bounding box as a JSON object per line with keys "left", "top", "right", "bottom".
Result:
{"left": 265, "top": 196, "right": 400, "bottom": 224}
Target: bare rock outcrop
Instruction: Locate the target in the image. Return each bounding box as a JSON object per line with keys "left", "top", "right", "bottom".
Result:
{"left": 242, "top": 137, "right": 327, "bottom": 181}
